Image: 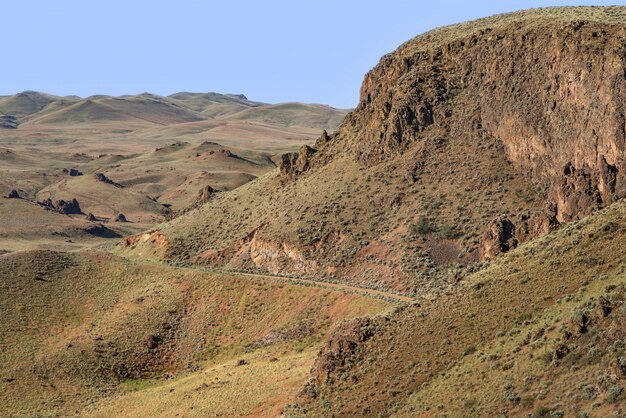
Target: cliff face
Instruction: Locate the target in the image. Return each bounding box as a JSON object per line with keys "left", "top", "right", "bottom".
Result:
{"left": 300, "top": 10, "right": 626, "bottom": 231}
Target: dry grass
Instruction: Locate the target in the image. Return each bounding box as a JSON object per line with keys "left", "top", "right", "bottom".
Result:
{"left": 287, "top": 200, "right": 626, "bottom": 417}
{"left": 0, "top": 250, "right": 392, "bottom": 416}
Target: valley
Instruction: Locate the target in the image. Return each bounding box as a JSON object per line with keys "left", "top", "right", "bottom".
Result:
{"left": 1, "top": 5, "right": 626, "bottom": 417}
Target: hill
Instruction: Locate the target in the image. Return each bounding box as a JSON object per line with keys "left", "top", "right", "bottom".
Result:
{"left": 224, "top": 102, "right": 348, "bottom": 130}
{"left": 0, "top": 250, "right": 394, "bottom": 416}
{"left": 2, "top": 6, "right": 626, "bottom": 417}
{"left": 124, "top": 6, "right": 626, "bottom": 297}
{"left": 286, "top": 196, "right": 626, "bottom": 418}
{"left": 0, "top": 91, "right": 62, "bottom": 119}
{"left": 0, "top": 91, "right": 344, "bottom": 251}
{"left": 168, "top": 91, "right": 265, "bottom": 118}
{"left": 23, "top": 94, "right": 206, "bottom": 126}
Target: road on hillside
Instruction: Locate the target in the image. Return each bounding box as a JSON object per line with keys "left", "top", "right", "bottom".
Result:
{"left": 218, "top": 270, "right": 414, "bottom": 303}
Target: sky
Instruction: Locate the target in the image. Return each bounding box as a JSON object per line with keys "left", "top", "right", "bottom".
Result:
{"left": 2, "top": 0, "right": 624, "bottom": 108}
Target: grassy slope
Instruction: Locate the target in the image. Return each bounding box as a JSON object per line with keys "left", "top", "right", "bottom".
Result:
{"left": 224, "top": 102, "right": 348, "bottom": 130}
{"left": 286, "top": 200, "right": 626, "bottom": 417}
{"left": 0, "top": 250, "right": 393, "bottom": 417}
{"left": 156, "top": 125, "right": 539, "bottom": 295}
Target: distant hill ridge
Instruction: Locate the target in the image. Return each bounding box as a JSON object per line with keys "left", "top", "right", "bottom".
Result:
{"left": 0, "top": 90, "right": 348, "bottom": 129}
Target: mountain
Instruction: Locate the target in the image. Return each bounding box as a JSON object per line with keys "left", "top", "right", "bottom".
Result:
{"left": 2, "top": 6, "right": 626, "bottom": 418}
{"left": 124, "top": 6, "right": 626, "bottom": 297}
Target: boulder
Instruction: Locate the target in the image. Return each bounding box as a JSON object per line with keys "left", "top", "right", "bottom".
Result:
{"left": 479, "top": 215, "right": 518, "bottom": 260}
{"left": 114, "top": 213, "right": 128, "bottom": 222}
{"left": 4, "top": 189, "right": 20, "bottom": 199}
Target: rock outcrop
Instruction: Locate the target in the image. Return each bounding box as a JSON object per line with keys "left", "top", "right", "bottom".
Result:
{"left": 279, "top": 145, "right": 317, "bottom": 178}
{"left": 196, "top": 185, "right": 215, "bottom": 203}
{"left": 62, "top": 168, "right": 83, "bottom": 176}
{"left": 114, "top": 213, "right": 128, "bottom": 222}
{"left": 479, "top": 215, "right": 518, "bottom": 260}
{"left": 4, "top": 189, "right": 20, "bottom": 199}
{"left": 0, "top": 115, "right": 19, "bottom": 129}
{"left": 40, "top": 198, "right": 82, "bottom": 215}
{"left": 93, "top": 173, "right": 123, "bottom": 188}
{"left": 308, "top": 316, "right": 378, "bottom": 385}
{"left": 301, "top": 12, "right": 626, "bottom": 256}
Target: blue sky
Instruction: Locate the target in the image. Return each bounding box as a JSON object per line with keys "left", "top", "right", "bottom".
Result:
{"left": 3, "top": 0, "right": 623, "bottom": 108}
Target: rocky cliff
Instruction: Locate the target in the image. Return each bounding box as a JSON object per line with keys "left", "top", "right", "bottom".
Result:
{"left": 292, "top": 7, "right": 626, "bottom": 236}
{"left": 128, "top": 7, "right": 626, "bottom": 296}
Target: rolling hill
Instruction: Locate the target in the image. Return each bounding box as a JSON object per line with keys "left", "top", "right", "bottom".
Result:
{"left": 1, "top": 6, "right": 626, "bottom": 418}
{"left": 0, "top": 90, "right": 345, "bottom": 252}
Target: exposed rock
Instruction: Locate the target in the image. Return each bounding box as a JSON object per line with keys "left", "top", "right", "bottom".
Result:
{"left": 479, "top": 215, "right": 518, "bottom": 260}
{"left": 114, "top": 213, "right": 128, "bottom": 222}
{"left": 86, "top": 213, "right": 97, "bottom": 221}
{"left": 145, "top": 335, "right": 162, "bottom": 349}
{"left": 40, "top": 198, "right": 82, "bottom": 215}
{"left": 279, "top": 145, "right": 317, "bottom": 178}
{"left": 315, "top": 16, "right": 626, "bottom": 224}
{"left": 314, "top": 129, "right": 332, "bottom": 147}
{"left": 196, "top": 185, "right": 215, "bottom": 203}
{"left": 56, "top": 198, "right": 82, "bottom": 215}
{"left": 93, "top": 173, "right": 123, "bottom": 188}
{"left": 4, "top": 189, "right": 20, "bottom": 199}
{"left": 207, "top": 149, "right": 236, "bottom": 158}
{"left": 309, "top": 317, "right": 377, "bottom": 385}
{"left": 62, "top": 168, "right": 83, "bottom": 176}
{"left": 0, "top": 115, "right": 19, "bottom": 129}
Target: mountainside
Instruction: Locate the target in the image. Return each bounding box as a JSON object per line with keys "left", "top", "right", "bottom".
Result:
{"left": 0, "top": 250, "right": 393, "bottom": 416}
{"left": 286, "top": 194, "right": 626, "bottom": 418}
{"left": 124, "top": 7, "right": 626, "bottom": 296}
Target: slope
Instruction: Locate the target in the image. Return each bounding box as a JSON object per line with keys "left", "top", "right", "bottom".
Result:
{"left": 224, "top": 102, "right": 349, "bottom": 130}
{"left": 285, "top": 191, "right": 626, "bottom": 418}
{"left": 0, "top": 250, "right": 393, "bottom": 417}
{"left": 168, "top": 91, "right": 265, "bottom": 118}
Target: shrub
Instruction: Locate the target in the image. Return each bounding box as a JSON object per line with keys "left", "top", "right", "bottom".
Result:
{"left": 606, "top": 385, "right": 623, "bottom": 403}
{"left": 411, "top": 216, "right": 437, "bottom": 235}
